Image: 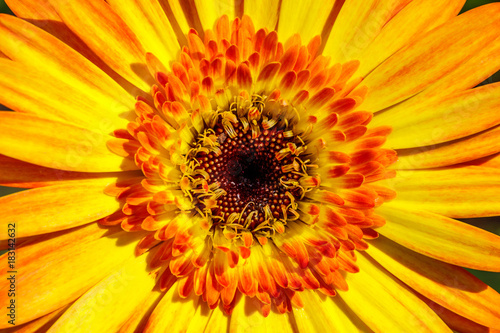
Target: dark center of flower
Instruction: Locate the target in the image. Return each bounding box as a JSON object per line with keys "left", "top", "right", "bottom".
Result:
{"left": 194, "top": 121, "right": 299, "bottom": 227}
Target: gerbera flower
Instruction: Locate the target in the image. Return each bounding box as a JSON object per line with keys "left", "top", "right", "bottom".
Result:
{"left": 1, "top": 0, "right": 499, "bottom": 331}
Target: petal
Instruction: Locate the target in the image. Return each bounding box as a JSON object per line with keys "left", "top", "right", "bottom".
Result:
{"left": 326, "top": 0, "right": 465, "bottom": 76}
{"left": 375, "top": 83, "right": 500, "bottom": 149}
{"left": 394, "top": 126, "right": 500, "bottom": 169}
{"left": 4, "top": 305, "right": 69, "bottom": 333}
{"left": 387, "top": 166, "right": 500, "bottom": 218}
{"left": 4, "top": 0, "right": 133, "bottom": 87}
{"left": 48, "top": 252, "right": 157, "bottom": 332}
{"left": 384, "top": 35, "right": 500, "bottom": 117}
{"left": 361, "top": 4, "right": 500, "bottom": 112}
{"left": 244, "top": 0, "right": 280, "bottom": 30}
{"left": 193, "top": 0, "right": 235, "bottom": 31}
{"left": 107, "top": 0, "right": 180, "bottom": 63}
{"left": 277, "top": 0, "right": 338, "bottom": 43}
{"left": 48, "top": 0, "right": 152, "bottom": 92}
{"left": 202, "top": 305, "right": 229, "bottom": 333}
{"left": 0, "top": 14, "right": 134, "bottom": 107}
{"left": 324, "top": 0, "right": 411, "bottom": 62}
{"left": 229, "top": 294, "right": 295, "bottom": 332}
{"left": 0, "top": 112, "right": 138, "bottom": 172}
{"left": 420, "top": 296, "right": 496, "bottom": 333}
{"left": 367, "top": 236, "right": 500, "bottom": 329}
{"left": 293, "top": 290, "right": 370, "bottom": 332}
{"left": 0, "top": 224, "right": 143, "bottom": 328}
{"left": 118, "top": 290, "right": 163, "bottom": 333}
{"left": 143, "top": 282, "right": 199, "bottom": 332}
{"left": 375, "top": 202, "right": 500, "bottom": 271}
{"left": 0, "top": 155, "right": 138, "bottom": 188}
{"left": 339, "top": 253, "right": 451, "bottom": 333}
{"left": 0, "top": 178, "right": 120, "bottom": 240}
{"left": 0, "top": 59, "right": 131, "bottom": 129}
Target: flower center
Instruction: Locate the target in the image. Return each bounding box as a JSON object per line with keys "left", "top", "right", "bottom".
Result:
{"left": 194, "top": 122, "right": 296, "bottom": 226}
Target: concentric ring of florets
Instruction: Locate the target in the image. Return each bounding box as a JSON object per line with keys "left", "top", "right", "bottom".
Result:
{"left": 104, "top": 15, "right": 397, "bottom": 316}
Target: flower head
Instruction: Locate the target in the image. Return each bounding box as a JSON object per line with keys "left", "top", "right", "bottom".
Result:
{"left": 0, "top": 0, "right": 500, "bottom": 332}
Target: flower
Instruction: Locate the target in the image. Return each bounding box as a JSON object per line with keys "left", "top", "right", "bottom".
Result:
{"left": 0, "top": 0, "right": 500, "bottom": 331}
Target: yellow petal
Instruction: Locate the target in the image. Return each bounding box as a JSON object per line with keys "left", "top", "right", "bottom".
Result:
{"left": 143, "top": 282, "right": 200, "bottom": 332}
{"left": 107, "top": 0, "right": 180, "bottom": 64}
{"left": 0, "top": 112, "right": 137, "bottom": 172}
{"left": 0, "top": 178, "right": 120, "bottom": 240}
{"left": 385, "top": 34, "right": 500, "bottom": 118}
{"left": 118, "top": 290, "right": 163, "bottom": 333}
{"left": 367, "top": 236, "right": 500, "bottom": 329}
{"left": 277, "top": 0, "right": 337, "bottom": 43}
{"left": 4, "top": 305, "right": 69, "bottom": 333}
{"left": 293, "top": 290, "right": 370, "bottom": 332}
{"left": 193, "top": 0, "right": 235, "bottom": 31}
{"left": 203, "top": 306, "right": 229, "bottom": 333}
{"left": 394, "top": 126, "right": 500, "bottom": 169}
{"left": 339, "top": 253, "right": 451, "bottom": 333}
{"left": 0, "top": 154, "right": 138, "bottom": 188}
{"left": 244, "top": 0, "right": 280, "bottom": 30}
{"left": 374, "top": 82, "right": 500, "bottom": 149}
{"left": 0, "top": 14, "right": 135, "bottom": 109}
{"left": 48, "top": 252, "right": 157, "bottom": 333}
{"left": 229, "top": 294, "right": 295, "bottom": 333}
{"left": 48, "top": 0, "right": 152, "bottom": 92}
{"left": 352, "top": 0, "right": 465, "bottom": 76}
{"left": 375, "top": 202, "right": 500, "bottom": 271}
{"left": 0, "top": 224, "right": 143, "bottom": 328}
{"left": 185, "top": 302, "right": 213, "bottom": 333}
{"left": 324, "top": 0, "right": 414, "bottom": 62}
{"left": 0, "top": 58, "right": 131, "bottom": 129}
{"left": 387, "top": 166, "right": 500, "bottom": 218}
{"left": 361, "top": 3, "right": 500, "bottom": 112}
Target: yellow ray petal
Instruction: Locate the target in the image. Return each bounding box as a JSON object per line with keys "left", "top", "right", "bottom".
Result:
{"left": 361, "top": 3, "right": 500, "bottom": 112}
{"left": 465, "top": 153, "right": 500, "bottom": 169}
{"left": 203, "top": 306, "right": 230, "bottom": 333}
{"left": 0, "top": 112, "right": 138, "bottom": 173}
{"left": 118, "top": 290, "right": 163, "bottom": 333}
{"left": 0, "top": 155, "right": 139, "bottom": 188}
{"left": 48, "top": 252, "right": 158, "bottom": 333}
{"left": 161, "top": 0, "right": 202, "bottom": 36}
{"left": 229, "top": 294, "right": 295, "bottom": 333}
{"left": 324, "top": 0, "right": 412, "bottom": 63}
{"left": 3, "top": 305, "right": 69, "bottom": 333}
{"left": 193, "top": 0, "right": 235, "bottom": 31}
{"left": 48, "top": 0, "right": 152, "bottom": 92}
{"left": 374, "top": 82, "right": 500, "bottom": 149}
{"left": 293, "top": 290, "right": 370, "bottom": 332}
{"left": 0, "top": 178, "right": 120, "bottom": 240}
{"left": 278, "top": 0, "right": 337, "bottom": 43}
{"left": 244, "top": 0, "right": 280, "bottom": 30}
{"left": 5, "top": 0, "right": 59, "bottom": 21}
{"left": 0, "top": 224, "right": 143, "bottom": 328}
{"left": 108, "top": 0, "right": 180, "bottom": 64}
{"left": 185, "top": 302, "right": 213, "bottom": 333}
{"left": 420, "top": 296, "right": 496, "bottom": 333}
{"left": 143, "top": 282, "right": 200, "bottom": 332}
{"left": 0, "top": 59, "right": 130, "bottom": 129}
{"left": 375, "top": 202, "right": 500, "bottom": 271}
{"left": 387, "top": 166, "right": 500, "bottom": 218}
{"left": 367, "top": 236, "right": 500, "bottom": 329}
{"left": 0, "top": 14, "right": 134, "bottom": 105}
{"left": 384, "top": 35, "right": 500, "bottom": 117}
{"left": 339, "top": 253, "right": 451, "bottom": 333}
{"left": 352, "top": 0, "right": 465, "bottom": 76}
{"left": 394, "top": 126, "right": 500, "bottom": 169}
